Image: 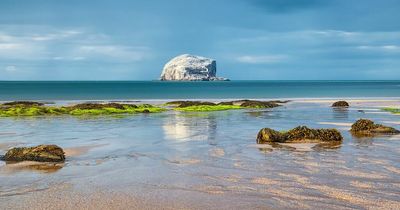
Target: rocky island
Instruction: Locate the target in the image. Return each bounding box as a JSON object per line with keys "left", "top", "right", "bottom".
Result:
{"left": 160, "top": 54, "right": 229, "bottom": 81}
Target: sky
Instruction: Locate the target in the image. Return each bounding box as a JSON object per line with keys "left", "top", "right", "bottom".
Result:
{"left": 0, "top": 0, "right": 399, "bottom": 80}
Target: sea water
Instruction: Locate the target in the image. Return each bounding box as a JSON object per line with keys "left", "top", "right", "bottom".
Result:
{"left": 0, "top": 80, "right": 399, "bottom": 100}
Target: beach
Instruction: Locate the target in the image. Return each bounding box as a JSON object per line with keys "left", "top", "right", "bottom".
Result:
{"left": 1, "top": 98, "right": 399, "bottom": 209}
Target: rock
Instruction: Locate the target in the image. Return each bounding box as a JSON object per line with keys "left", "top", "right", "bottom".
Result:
{"left": 350, "top": 119, "right": 400, "bottom": 136}
{"left": 166, "top": 100, "right": 283, "bottom": 108}
{"left": 239, "top": 100, "right": 280, "bottom": 108}
{"left": 69, "top": 103, "right": 133, "bottom": 110}
{"left": 165, "top": 101, "right": 216, "bottom": 108}
{"left": 257, "top": 128, "right": 286, "bottom": 143}
{"left": 221, "top": 100, "right": 282, "bottom": 108}
{"left": 2, "top": 145, "right": 65, "bottom": 162}
{"left": 160, "top": 54, "right": 229, "bottom": 81}
{"left": 332, "top": 101, "right": 349, "bottom": 107}
{"left": 257, "top": 126, "right": 343, "bottom": 144}
{"left": 2, "top": 101, "right": 44, "bottom": 106}
{"left": 218, "top": 101, "right": 234, "bottom": 105}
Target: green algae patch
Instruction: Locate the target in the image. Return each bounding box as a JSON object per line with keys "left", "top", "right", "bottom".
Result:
{"left": 0, "top": 106, "right": 68, "bottom": 117}
{"left": 0, "top": 102, "right": 166, "bottom": 117}
{"left": 382, "top": 108, "right": 400, "bottom": 114}
{"left": 174, "top": 105, "right": 243, "bottom": 112}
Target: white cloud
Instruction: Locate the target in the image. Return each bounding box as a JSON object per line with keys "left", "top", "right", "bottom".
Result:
{"left": 0, "top": 26, "right": 150, "bottom": 62}
{"left": 30, "top": 30, "right": 82, "bottom": 41}
{"left": 236, "top": 55, "right": 287, "bottom": 64}
{"left": 357, "top": 45, "right": 400, "bottom": 52}
{"left": 5, "top": 65, "right": 17, "bottom": 72}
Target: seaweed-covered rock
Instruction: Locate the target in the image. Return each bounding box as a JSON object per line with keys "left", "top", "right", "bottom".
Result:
{"left": 165, "top": 101, "right": 216, "bottom": 108}
{"left": 257, "top": 126, "right": 343, "bottom": 143}
{"left": 257, "top": 128, "right": 286, "bottom": 143}
{"left": 350, "top": 119, "right": 400, "bottom": 136}
{"left": 70, "top": 103, "right": 125, "bottom": 110}
{"left": 166, "top": 100, "right": 284, "bottom": 108}
{"left": 332, "top": 101, "right": 349, "bottom": 107}
{"left": 2, "top": 145, "right": 65, "bottom": 162}
{"left": 285, "top": 126, "right": 343, "bottom": 142}
{"left": 240, "top": 100, "right": 280, "bottom": 108}
{"left": 2, "top": 101, "right": 44, "bottom": 107}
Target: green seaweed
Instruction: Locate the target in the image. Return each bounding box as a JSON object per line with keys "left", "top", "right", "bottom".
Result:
{"left": 174, "top": 105, "right": 243, "bottom": 112}
{"left": 0, "top": 104, "right": 166, "bottom": 117}
{"left": 0, "top": 106, "right": 67, "bottom": 117}
{"left": 382, "top": 108, "right": 400, "bottom": 114}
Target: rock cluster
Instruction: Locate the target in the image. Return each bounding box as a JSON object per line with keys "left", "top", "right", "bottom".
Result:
{"left": 350, "top": 119, "right": 399, "bottom": 136}
{"left": 70, "top": 102, "right": 137, "bottom": 110}
{"left": 160, "top": 54, "right": 229, "bottom": 81}
{"left": 257, "top": 126, "right": 343, "bottom": 144}
{"left": 166, "top": 100, "right": 284, "bottom": 108}
{"left": 2, "top": 145, "right": 65, "bottom": 162}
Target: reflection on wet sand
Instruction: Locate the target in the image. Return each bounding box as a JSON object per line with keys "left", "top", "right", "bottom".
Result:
{"left": 64, "top": 144, "right": 108, "bottom": 157}
{"left": 317, "top": 121, "right": 352, "bottom": 131}
{"left": 0, "top": 161, "right": 64, "bottom": 174}
{"left": 162, "top": 113, "right": 217, "bottom": 143}
{"left": 332, "top": 107, "right": 349, "bottom": 119}
{"left": 253, "top": 141, "right": 342, "bottom": 153}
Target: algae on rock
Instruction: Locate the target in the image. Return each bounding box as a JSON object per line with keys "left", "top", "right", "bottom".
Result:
{"left": 2, "top": 145, "right": 65, "bottom": 162}
{"left": 257, "top": 126, "right": 343, "bottom": 144}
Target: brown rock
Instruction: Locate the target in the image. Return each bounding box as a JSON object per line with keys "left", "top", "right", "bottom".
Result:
{"left": 332, "top": 101, "right": 349, "bottom": 107}
{"left": 2, "top": 145, "right": 65, "bottom": 162}
{"left": 165, "top": 101, "right": 216, "bottom": 108}
{"left": 350, "top": 119, "right": 400, "bottom": 136}
{"left": 2, "top": 101, "right": 44, "bottom": 106}
{"left": 257, "top": 126, "right": 343, "bottom": 144}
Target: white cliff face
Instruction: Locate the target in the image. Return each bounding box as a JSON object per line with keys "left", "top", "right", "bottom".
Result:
{"left": 160, "top": 54, "right": 229, "bottom": 81}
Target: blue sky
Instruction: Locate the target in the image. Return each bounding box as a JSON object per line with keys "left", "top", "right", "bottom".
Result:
{"left": 0, "top": 0, "right": 399, "bottom": 80}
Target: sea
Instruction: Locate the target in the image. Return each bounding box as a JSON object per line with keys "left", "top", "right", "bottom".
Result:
{"left": 0, "top": 80, "right": 399, "bottom": 100}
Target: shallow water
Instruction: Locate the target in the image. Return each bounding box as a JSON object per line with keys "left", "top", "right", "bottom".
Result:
{"left": 0, "top": 100, "right": 400, "bottom": 209}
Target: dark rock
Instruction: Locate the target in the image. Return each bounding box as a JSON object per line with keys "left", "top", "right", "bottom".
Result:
{"left": 350, "top": 119, "right": 400, "bottom": 136}
{"left": 166, "top": 100, "right": 282, "bottom": 108}
{"left": 165, "top": 101, "right": 216, "bottom": 108}
{"left": 285, "top": 126, "right": 343, "bottom": 142}
{"left": 257, "top": 128, "right": 286, "bottom": 143}
{"left": 70, "top": 103, "right": 128, "bottom": 110}
{"left": 332, "top": 101, "right": 349, "bottom": 107}
{"left": 2, "top": 101, "right": 44, "bottom": 106}
{"left": 142, "top": 109, "right": 150, "bottom": 113}
{"left": 2, "top": 145, "right": 65, "bottom": 162}
{"left": 218, "top": 101, "right": 234, "bottom": 105}
{"left": 239, "top": 100, "right": 280, "bottom": 108}
{"left": 257, "top": 126, "right": 343, "bottom": 144}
